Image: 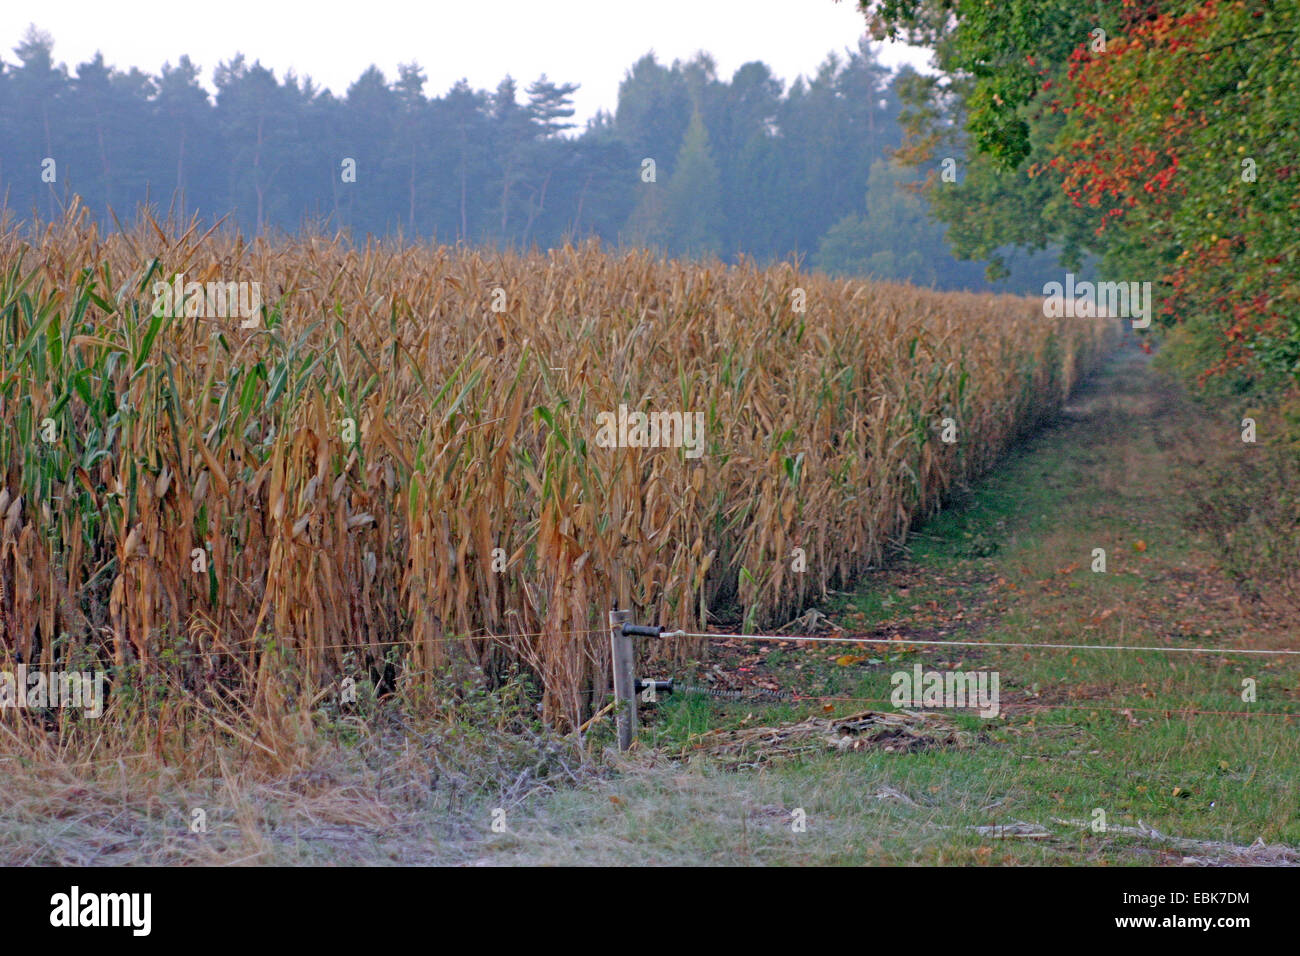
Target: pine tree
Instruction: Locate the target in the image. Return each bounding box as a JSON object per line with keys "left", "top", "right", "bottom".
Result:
{"left": 661, "top": 110, "right": 723, "bottom": 257}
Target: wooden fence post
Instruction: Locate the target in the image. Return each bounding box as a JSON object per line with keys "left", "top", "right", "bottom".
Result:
{"left": 608, "top": 608, "right": 636, "bottom": 751}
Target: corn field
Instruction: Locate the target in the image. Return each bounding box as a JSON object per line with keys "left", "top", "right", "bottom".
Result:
{"left": 0, "top": 207, "right": 1116, "bottom": 729}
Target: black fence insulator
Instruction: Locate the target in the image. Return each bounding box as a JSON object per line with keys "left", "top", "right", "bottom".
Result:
{"left": 621, "top": 623, "right": 663, "bottom": 638}
{"left": 634, "top": 679, "right": 675, "bottom": 695}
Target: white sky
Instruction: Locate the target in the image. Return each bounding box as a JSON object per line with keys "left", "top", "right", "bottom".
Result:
{"left": 2, "top": 0, "right": 933, "bottom": 124}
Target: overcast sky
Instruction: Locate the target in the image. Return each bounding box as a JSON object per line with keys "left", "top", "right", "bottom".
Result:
{"left": 2, "top": 0, "right": 932, "bottom": 124}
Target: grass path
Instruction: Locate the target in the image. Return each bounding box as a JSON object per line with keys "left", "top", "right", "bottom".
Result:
{"left": 483, "top": 343, "right": 1299, "bottom": 865}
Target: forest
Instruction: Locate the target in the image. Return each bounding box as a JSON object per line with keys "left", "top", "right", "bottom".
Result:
{"left": 0, "top": 28, "right": 1058, "bottom": 292}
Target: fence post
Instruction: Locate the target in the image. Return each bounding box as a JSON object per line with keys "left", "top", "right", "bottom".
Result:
{"left": 608, "top": 608, "right": 636, "bottom": 751}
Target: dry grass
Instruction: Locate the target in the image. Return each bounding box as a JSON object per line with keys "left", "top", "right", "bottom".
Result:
{"left": 0, "top": 665, "right": 593, "bottom": 864}
{"left": 0, "top": 202, "right": 1115, "bottom": 732}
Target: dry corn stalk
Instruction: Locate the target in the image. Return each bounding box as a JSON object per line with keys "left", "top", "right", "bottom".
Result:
{"left": 0, "top": 204, "right": 1116, "bottom": 728}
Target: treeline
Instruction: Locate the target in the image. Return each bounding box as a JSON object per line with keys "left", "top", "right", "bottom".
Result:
{"left": 863, "top": 0, "right": 1298, "bottom": 389}
{"left": 0, "top": 27, "right": 1056, "bottom": 293}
